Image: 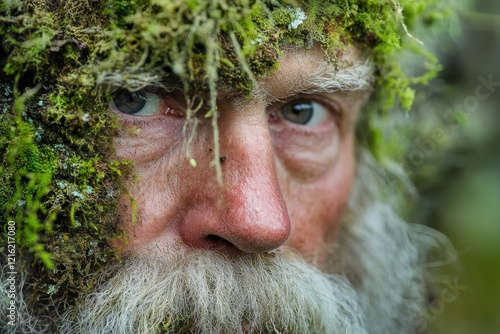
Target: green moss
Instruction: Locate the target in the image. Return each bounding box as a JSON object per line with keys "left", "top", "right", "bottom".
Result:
{"left": 19, "top": 143, "right": 58, "bottom": 173}
{"left": 0, "top": 167, "right": 15, "bottom": 210}
{"left": 1, "top": 114, "right": 55, "bottom": 269}
{"left": 105, "top": 0, "right": 146, "bottom": 28}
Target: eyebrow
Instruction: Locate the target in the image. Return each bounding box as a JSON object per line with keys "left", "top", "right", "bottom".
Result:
{"left": 96, "top": 70, "right": 180, "bottom": 92}
{"left": 253, "top": 58, "right": 375, "bottom": 104}
{"left": 308, "top": 59, "right": 375, "bottom": 92}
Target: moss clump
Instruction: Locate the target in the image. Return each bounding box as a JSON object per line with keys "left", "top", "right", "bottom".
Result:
{"left": 20, "top": 143, "right": 58, "bottom": 174}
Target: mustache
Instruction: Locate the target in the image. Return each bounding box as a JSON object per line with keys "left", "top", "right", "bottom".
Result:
{"left": 59, "top": 248, "right": 366, "bottom": 334}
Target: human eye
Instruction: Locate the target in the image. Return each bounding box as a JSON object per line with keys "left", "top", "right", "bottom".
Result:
{"left": 278, "top": 99, "right": 332, "bottom": 126}
{"left": 111, "top": 89, "right": 164, "bottom": 116}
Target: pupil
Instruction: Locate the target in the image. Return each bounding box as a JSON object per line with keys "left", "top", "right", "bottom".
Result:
{"left": 283, "top": 102, "right": 313, "bottom": 124}
{"left": 113, "top": 90, "right": 147, "bottom": 115}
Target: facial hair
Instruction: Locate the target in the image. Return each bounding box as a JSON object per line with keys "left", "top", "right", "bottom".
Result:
{"left": 57, "top": 249, "right": 366, "bottom": 334}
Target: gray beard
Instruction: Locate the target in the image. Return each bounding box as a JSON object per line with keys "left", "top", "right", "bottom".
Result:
{"left": 59, "top": 250, "right": 366, "bottom": 334}
{"left": 1, "top": 150, "right": 447, "bottom": 333}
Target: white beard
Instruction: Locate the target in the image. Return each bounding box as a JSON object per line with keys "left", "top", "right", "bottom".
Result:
{"left": 1, "top": 150, "right": 449, "bottom": 333}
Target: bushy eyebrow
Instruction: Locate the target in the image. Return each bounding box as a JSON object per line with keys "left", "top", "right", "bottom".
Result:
{"left": 254, "top": 59, "right": 375, "bottom": 104}
{"left": 306, "top": 60, "right": 375, "bottom": 93}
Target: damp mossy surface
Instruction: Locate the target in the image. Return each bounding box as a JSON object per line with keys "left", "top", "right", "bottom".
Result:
{"left": 0, "top": 0, "right": 449, "bottom": 328}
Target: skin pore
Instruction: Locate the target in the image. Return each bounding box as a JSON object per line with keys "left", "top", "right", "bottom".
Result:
{"left": 113, "top": 45, "right": 373, "bottom": 267}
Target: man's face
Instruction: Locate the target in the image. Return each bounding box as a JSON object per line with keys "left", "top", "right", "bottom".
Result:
{"left": 112, "top": 45, "right": 371, "bottom": 264}
{"left": 55, "top": 44, "right": 376, "bottom": 334}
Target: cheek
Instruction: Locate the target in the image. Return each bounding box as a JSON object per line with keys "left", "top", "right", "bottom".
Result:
{"left": 113, "top": 182, "right": 171, "bottom": 252}
{"left": 111, "top": 117, "right": 196, "bottom": 252}
{"left": 111, "top": 153, "right": 189, "bottom": 252}
{"left": 280, "top": 134, "right": 356, "bottom": 262}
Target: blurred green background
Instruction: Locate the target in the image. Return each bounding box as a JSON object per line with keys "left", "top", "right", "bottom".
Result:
{"left": 406, "top": 0, "right": 500, "bottom": 333}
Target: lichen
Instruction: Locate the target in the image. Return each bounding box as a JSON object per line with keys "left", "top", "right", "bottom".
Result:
{"left": 0, "top": 0, "right": 449, "bottom": 327}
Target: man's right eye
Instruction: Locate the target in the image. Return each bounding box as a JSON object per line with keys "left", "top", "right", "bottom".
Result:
{"left": 112, "top": 89, "right": 162, "bottom": 116}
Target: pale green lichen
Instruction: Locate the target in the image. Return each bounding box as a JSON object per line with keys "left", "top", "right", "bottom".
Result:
{"left": 0, "top": 0, "right": 451, "bottom": 328}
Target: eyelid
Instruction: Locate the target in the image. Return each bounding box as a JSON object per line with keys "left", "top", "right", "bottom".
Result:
{"left": 312, "top": 94, "right": 343, "bottom": 118}
{"left": 268, "top": 94, "right": 343, "bottom": 119}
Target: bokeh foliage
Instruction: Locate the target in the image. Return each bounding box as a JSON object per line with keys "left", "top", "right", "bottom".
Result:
{"left": 398, "top": 0, "right": 500, "bottom": 332}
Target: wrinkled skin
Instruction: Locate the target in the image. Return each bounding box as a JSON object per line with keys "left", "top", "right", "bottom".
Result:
{"left": 113, "top": 45, "right": 371, "bottom": 266}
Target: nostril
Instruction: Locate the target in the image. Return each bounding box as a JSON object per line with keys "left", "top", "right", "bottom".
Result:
{"left": 205, "top": 234, "right": 234, "bottom": 249}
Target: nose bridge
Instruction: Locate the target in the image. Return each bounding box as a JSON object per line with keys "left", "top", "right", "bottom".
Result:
{"left": 219, "top": 114, "right": 291, "bottom": 251}
{"left": 177, "top": 106, "right": 291, "bottom": 253}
